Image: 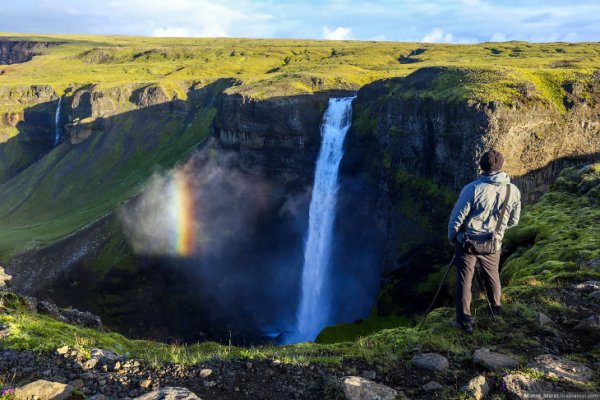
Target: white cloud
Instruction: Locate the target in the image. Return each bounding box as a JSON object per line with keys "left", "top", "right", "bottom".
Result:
{"left": 422, "top": 28, "right": 454, "bottom": 43}
{"left": 152, "top": 27, "right": 193, "bottom": 37}
{"left": 490, "top": 32, "right": 507, "bottom": 42}
{"left": 323, "top": 26, "right": 352, "bottom": 40}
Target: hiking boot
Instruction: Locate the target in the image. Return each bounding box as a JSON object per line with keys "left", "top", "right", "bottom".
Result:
{"left": 492, "top": 306, "right": 502, "bottom": 317}
{"left": 451, "top": 318, "right": 475, "bottom": 334}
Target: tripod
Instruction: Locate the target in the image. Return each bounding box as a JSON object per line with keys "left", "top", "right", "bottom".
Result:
{"left": 417, "top": 255, "right": 455, "bottom": 332}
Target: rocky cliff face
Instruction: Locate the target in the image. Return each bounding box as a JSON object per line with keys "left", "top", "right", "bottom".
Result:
{"left": 0, "top": 40, "right": 63, "bottom": 65}
{"left": 212, "top": 91, "right": 351, "bottom": 185}
{"left": 0, "top": 85, "right": 59, "bottom": 181}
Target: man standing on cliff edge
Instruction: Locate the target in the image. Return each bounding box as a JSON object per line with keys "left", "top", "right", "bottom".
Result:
{"left": 448, "top": 150, "right": 521, "bottom": 333}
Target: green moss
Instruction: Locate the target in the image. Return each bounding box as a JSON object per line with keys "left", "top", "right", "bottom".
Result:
{"left": 502, "top": 163, "right": 600, "bottom": 298}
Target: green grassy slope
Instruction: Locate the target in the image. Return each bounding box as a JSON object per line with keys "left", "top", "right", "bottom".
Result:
{"left": 0, "top": 82, "right": 223, "bottom": 258}
{"left": 2, "top": 33, "right": 599, "bottom": 101}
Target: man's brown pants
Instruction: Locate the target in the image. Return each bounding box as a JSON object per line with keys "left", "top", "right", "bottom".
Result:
{"left": 455, "top": 243, "right": 502, "bottom": 323}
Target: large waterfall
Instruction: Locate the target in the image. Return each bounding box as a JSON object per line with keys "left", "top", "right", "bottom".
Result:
{"left": 54, "top": 97, "right": 62, "bottom": 146}
{"left": 285, "top": 97, "right": 355, "bottom": 344}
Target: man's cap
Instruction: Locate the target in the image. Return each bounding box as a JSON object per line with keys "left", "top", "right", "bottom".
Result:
{"left": 479, "top": 150, "right": 504, "bottom": 172}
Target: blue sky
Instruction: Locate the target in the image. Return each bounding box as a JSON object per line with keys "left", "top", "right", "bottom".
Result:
{"left": 1, "top": 0, "right": 598, "bottom": 42}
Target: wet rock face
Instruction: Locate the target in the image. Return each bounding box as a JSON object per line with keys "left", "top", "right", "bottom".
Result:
{"left": 0, "top": 40, "right": 63, "bottom": 65}
{"left": 213, "top": 92, "right": 338, "bottom": 185}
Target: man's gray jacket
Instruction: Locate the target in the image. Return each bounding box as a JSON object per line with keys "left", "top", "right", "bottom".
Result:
{"left": 448, "top": 172, "right": 521, "bottom": 245}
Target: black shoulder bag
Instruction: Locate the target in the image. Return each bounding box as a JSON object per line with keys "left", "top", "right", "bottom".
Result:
{"left": 463, "top": 184, "right": 511, "bottom": 255}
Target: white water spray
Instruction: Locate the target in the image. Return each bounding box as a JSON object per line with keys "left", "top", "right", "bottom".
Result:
{"left": 54, "top": 97, "right": 62, "bottom": 146}
{"left": 285, "top": 97, "right": 355, "bottom": 344}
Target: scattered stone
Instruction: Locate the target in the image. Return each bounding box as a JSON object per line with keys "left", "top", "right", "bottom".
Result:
{"left": 61, "top": 308, "right": 102, "bottom": 329}
{"left": 422, "top": 380, "right": 443, "bottom": 391}
{"left": 69, "top": 379, "right": 84, "bottom": 390}
{"left": 15, "top": 379, "right": 74, "bottom": 400}
{"left": 0, "top": 267, "right": 12, "bottom": 288}
{"left": 589, "top": 291, "right": 600, "bottom": 299}
{"left": 473, "top": 348, "right": 519, "bottom": 372}
{"left": 0, "top": 323, "right": 11, "bottom": 338}
{"left": 411, "top": 353, "right": 449, "bottom": 372}
{"left": 502, "top": 374, "right": 554, "bottom": 399}
{"left": 90, "top": 348, "right": 121, "bottom": 364}
{"left": 535, "top": 312, "right": 552, "bottom": 327}
{"left": 461, "top": 375, "right": 489, "bottom": 400}
{"left": 87, "top": 395, "right": 108, "bottom": 400}
{"left": 271, "top": 359, "right": 281, "bottom": 367}
{"left": 134, "top": 387, "right": 201, "bottom": 400}
{"left": 528, "top": 354, "right": 594, "bottom": 384}
{"left": 140, "top": 379, "right": 153, "bottom": 389}
{"left": 573, "top": 315, "right": 600, "bottom": 334}
{"left": 37, "top": 301, "right": 63, "bottom": 320}
{"left": 82, "top": 358, "right": 98, "bottom": 370}
{"left": 361, "top": 370, "right": 376, "bottom": 380}
{"left": 342, "top": 376, "right": 398, "bottom": 400}
{"left": 56, "top": 346, "right": 69, "bottom": 355}
{"left": 570, "top": 281, "right": 600, "bottom": 293}
{"left": 245, "top": 362, "right": 253, "bottom": 369}
{"left": 203, "top": 381, "right": 216, "bottom": 388}
{"left": 199, "top": 368, "right": 212, "bottom": 378}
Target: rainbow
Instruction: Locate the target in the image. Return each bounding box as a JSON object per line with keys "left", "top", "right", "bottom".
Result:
{"left": 170, "top": 170, "right": 196, "bottom": 256}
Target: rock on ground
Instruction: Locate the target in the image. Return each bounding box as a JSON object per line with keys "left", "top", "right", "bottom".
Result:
{"left": 461, "top": 375, "right": 489, "bottom": 400}
{"left": 527, "top": 354, "right": 594, "bottom": 384}
{"left": 502, "top": 374, "right": 554, "bottom": 399}
{"left": 422, "top": 380, "right": 443, "bottom": 391}
{"left": 15, "top": 379, "right": 74, "bottom": 400}
{"left": 411, "top": 353, "right": 449, "bottom": 372}
{"left": 134, "top": 387, "right": 202, "bottom": 400}
{"left": 473, "top": 348, "right": 519, "bottom": 372}
{"left": 535, "top": 312, "right": 552, "bottom": 327}
{"left": 573, "top": 315, "right": 600, "bottom": 334}
{"left": 342, "top": 376, "right": 398, "bottom": 400}
{"left": 90, "top": 348, "right": 121, "bottom": 364}
{"left": 0, "top": 266, "right": 12, "bottom": 288}
{"left": 570, "top": 281, "right": 600, "bottom": 292}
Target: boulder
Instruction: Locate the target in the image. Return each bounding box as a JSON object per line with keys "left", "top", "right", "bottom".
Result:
{"left": 535, "top": 312, "right": 552, "bottom": 327}
{"left": 589, "top": 291, "right": 600, "bottom": 299}
{"left": 473, "top": 348, "right": 519, "bottom": 372}
{"left": 61, "top": 308, "right": 102, "bottom": 329}
{"left": 342, "top": 376, "right": 398, "bottom": 400}
{"left": 15, "top": 379, "right": 74, "bottom": 400}
{"left": 527, "top": 354, "right": 594, "bottom": 384}
{"left": 37, "top": 301, "right": 63, "bottom": 320}
{"left": 0, "top": 266, "right": 11, "bottom": 288}
{"left": 570, "top": 281, "right": 600, "bottom": 292}
{"left": 199, "top": 368, "right": 213, "bottom": 378}
{"left": 411, "top": 353, "right": 449, "bottom": 372}
{"left": 90, "top": 348, "right": 122, "bottom": 364}
{"left": 134, "top": 387, "right": 201, "bottom": 400}
{"left": 461, "top": 375, "right": 489, "bottom": 400}
{"left": 502, "top": 374, "right": 554, "bottom": 399}
{"left": 573, "top": 315, "right": 600, "bottom": 334}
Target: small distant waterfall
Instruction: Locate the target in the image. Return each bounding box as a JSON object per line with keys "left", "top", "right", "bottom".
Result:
{"left": 54, "top": 97, "right": 62, "bottom": 146}
{"left": 284, "top": 97, "right": 355, "bottom": 344}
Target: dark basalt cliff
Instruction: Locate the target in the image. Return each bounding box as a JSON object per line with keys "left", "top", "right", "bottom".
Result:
{"left": 212, "top": 91, "right": 351, "bottom": 185}
{"left": 0, "top": 40, "right": 63, "bottom": 65}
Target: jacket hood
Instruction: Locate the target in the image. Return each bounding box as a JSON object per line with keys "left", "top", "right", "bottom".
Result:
{"left": 479, "top": 171, "right": 510, "bottom": 185}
